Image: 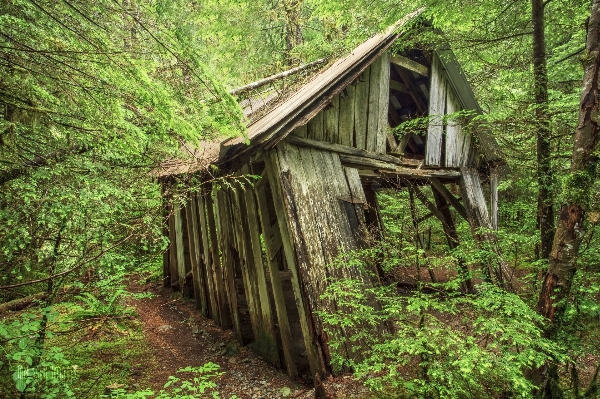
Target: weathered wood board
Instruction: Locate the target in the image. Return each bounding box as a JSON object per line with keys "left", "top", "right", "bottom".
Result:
{"left": 426, "top": 55, "right": 447, "bottom": 167}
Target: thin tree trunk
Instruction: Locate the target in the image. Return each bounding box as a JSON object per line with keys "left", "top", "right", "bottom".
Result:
{"left": 536, "top": 0, "right": 600, "bottom": 324}
{"left": 532, "top": 0, "right": 554, "bottom": 260}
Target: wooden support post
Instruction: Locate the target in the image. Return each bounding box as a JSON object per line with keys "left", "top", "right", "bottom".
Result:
{"left": 196, "top": 193, "right": 215, "bottom": 318}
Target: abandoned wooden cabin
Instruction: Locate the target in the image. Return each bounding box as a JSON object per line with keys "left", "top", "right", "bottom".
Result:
{"left": 157, "top": 15, "right": 507, "bottom": 379}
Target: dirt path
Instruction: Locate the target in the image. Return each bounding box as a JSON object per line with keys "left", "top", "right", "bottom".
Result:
{"left": 128, "top": 281, "right": 309, "bottom": 399}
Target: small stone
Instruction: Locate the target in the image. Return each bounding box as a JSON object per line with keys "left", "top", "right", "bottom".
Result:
{"left": 157, "top": 324, "right": 173, "bottom": 332}
{"left": 280, "top": 386, "right": 292, "bottom": 397}
{"left": 192, "top": 326, "right": 200, "bottom": 334}
{"left": 228, "top": 357, "right": 237, "bottom": 364}
{"left": 242, "top": 357, "right": 252, "bottom": 363}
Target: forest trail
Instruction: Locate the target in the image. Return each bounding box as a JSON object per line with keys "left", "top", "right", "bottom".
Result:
{"left": 127, "top": 279, "right": 372, "bottom": 398}
{"left": 128, "top": 279, "right": 307, "bottom": 398}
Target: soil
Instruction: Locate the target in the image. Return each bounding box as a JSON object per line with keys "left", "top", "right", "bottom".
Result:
{"left": 127, "top": 280, "right": 370, "bottom": 399}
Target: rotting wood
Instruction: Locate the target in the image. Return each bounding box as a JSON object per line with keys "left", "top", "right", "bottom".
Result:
{"left": 291, "top": 124, "right": 308, "bottom": 138}
{"left": 307, "top": 110, "right": 324, "bottom": 142}
{"left": 242, "top": 173, "right": 280, "bottom": 368}
{"left": 367, "top": 56, "right": 383, "bottom": 152}
{"left": 265, "top": 146, "right": 326, "bottom": 377}
{"left": 338, "top": 85, "right": 355, "bottom": 147}
{"left": 426, "top": 55, "right": 447, "bottom": 167}
{"left": 354, "top": 67, "right": 370, "bottom": 150}
{"left": 174, "top": 205, "right": 186, "bottom": 290}
{"left": 206, "top": 192, "right": 230, "bottom": 328}
{"left": 324, "top": 95, "right": 340, "bottom": 143}
{"left": 376, "top": 51, "right": 391, "bottom": 154}
{"left": 391, "top": 54, "right": 429, "bottom": 77}
{"left": 254, "top": 178, "right": 298, "bottom": 378}
{"left": 230, "top": 179, "right": 263, "bottom": 343}
{"left": 490, "top": 167, "right": 499, "bottom": 231}
{"left": 168, "top": 205, "right": 178, "bottom": 287}
{"left": 285, "top": 135, "right": 410, "bottom": 166}
{"left": 386, "top": 132, "right": 398, "bottom": 152}
{"left": 339, "top": 154, "right": 397, "bottom": 171}
{"left": 214, "top": 188, "right": 243, "bottom": 338}
{"left": 186, "top": 194, "right": 207, "bottom": 314}
{"left": 197, "top": 193, "right": 217, "bottom": 320}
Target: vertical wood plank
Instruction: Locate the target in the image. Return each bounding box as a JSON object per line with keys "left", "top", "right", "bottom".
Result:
{"left": 354, "top": 67, "right": 370, "bottom": 150}
{"left": 376, "top": 51, "right": 390, "bottom": 154}
{"left": 426, "top": 55, "right": 447, "bottom": 167}
{"left": 197, "top": 193, "right": 217, "bottom": 319}
{"left": 265, "top": 147, "right": 325, "bottom": 378}
{"left": 207, "top": 192, "right": 230, "bottom": 328}
{"left": 174, "top": 205, "right": 186, "bottom": 290}
{"left": 168, "top": 207, "right": 178, "bottom": 287}
{"left": 292, "top": 124, "right": 308, "bottom": 138}
{"left": 230, "top": 178, "right": 262, "bottom": 343}
{"left": 491, "top": 168, "right": 499, "bottom": 231}
{"left": 240, "top": 165, "right": 280, "bottom": 367}
{"left": 324, "top": 94, "right": 340, "bottom": 143}
{"left": 445, "top": 88, "right": 460, "bottom": 168}
{"left": 255, "top": 181, "right": 298, "bottom": 377}
{"left": 307, "top": 110, "right": 324, "bottom": 142}
{"left": 186, "top": 194, "right": 207, "bottom": 314}
{"left": 367, "top": 57, "right": 382, "bottom": 152}
{"left": 214, "top": 188, "right": 242, "bottom": 340}
{"left": 338, "top": 84, "right": 355, "bottom": 147}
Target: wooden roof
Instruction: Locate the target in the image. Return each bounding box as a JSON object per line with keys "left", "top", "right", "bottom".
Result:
{"left": 157, "top": 8, "right": 506, "bottom": 177}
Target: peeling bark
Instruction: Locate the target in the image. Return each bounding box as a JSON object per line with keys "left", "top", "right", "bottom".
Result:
{"left": 536, "top": 0, "right": 600, "bottom": 323}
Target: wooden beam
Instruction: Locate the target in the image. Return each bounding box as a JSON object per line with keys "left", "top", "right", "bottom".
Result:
{"left": 391, "top": 55, "right": 429, "bottom": 77}
{"left": 429, "top": 178, "right": 468, "bottom": 220}
{"left": 285, "top": 135, "right": 406, "bottom": 166}
{"left": 404, "top": 180, "right": 450, "bottom": 231}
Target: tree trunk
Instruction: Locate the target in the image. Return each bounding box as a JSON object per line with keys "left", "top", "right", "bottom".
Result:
{"left": 532, "top": 0, "right": 554, "bottom": 260}
{"left": 536, "top": 0, "right": 600, "bottom": 323}
{"left": 283, "top": 0, "right": 303, "bottom": 66}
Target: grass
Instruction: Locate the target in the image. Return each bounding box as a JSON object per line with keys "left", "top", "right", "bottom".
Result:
{"left": 0, "top": 295, "right": 156, "bottom": 399}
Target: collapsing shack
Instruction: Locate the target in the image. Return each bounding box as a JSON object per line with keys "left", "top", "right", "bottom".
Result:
{"left": 157, "top": 14, "right": 508, "bottom": 379}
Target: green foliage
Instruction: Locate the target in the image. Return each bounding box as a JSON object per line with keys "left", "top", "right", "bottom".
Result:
{"left": 322, "top": 277, "right": 560, "bottom": 398}
{"left": 0, "top": 308, "right": 76, "bottom": 398}
{"left": 106, "top": 364, "right": 240, "bottom": 399}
